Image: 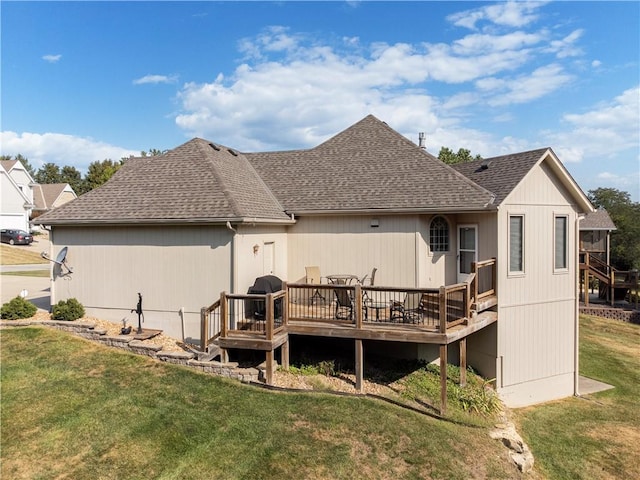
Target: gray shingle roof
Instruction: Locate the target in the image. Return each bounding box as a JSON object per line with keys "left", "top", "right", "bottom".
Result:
{"left": 32, "top": 183, "right": 71, "bottom": 210}
{"left": 38, "top": 138, "right": 290, "bottom": 225}
{"left": 246, "top": 115, "right": 496, "bottom": 213}
{"left": 452, "top": 148, "right": 550, "bottom": 205}
{"left": 40, "top": 116, "right": 572, "bottom": 226}
{"left": 580, "top": 209, "right": 617, "bottom": 230}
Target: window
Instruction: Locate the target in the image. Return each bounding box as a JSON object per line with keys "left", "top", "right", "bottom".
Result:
{"left": 509, "top": 215, "right": 524, "bottom": 274}
{"left": 555, "top": 215, "right": 568, "bottom": 270}
{"left": 429, "top": 216, "right": 449, "bottom": 252}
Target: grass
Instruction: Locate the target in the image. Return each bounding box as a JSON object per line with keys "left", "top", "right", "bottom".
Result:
{"left": 0, "top": 244, "right": 48, "bottom": 265}
{"left": 0, "top": 327, "right": 524, "bottom": 480}
{"left": 514, "top": 315, "right": 640, "bottom": 479}
{"left": 1, "top": 270, "right": 49, "bottom": 277}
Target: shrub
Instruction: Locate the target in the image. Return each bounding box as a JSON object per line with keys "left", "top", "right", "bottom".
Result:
{"left": 1, "top": 296, "right": 37, "bottom": 320}
{"left": 51, "top": 298, "right": 85, "bottom": 321}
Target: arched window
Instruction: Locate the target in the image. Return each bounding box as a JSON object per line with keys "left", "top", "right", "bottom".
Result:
{"left": 429, "top": 216, "right": 449, "bottom": 252}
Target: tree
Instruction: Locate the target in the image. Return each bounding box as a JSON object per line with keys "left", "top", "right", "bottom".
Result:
{"left": 60, "top": 165, "right": 87, "bottom": 195}
{"left": 84, "top": 159, "right": 121, "bottom": 191}
{"left": 438, "top": 147, "right": 482, "bottom": 165}
{"left": 34, "top": 163, "right": 63, "bottom": 184}
{"left": 588, "top": 188, "right": 640, "bottom": 270}
{"left": 0, "top": 154, "right": 36, "bottom": 177}
{"left": 140, "top": 148, "right": 166, "bottom": 157}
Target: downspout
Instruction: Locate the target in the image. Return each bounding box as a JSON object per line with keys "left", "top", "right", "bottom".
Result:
{"left": 574, "top": 214, "right": 585, "bottom": 396}
{"left": 48, "top": 228, "right": 55, "bottom": 311}
{"left": 415, "top": 224, "right": 420, "bottom": 287}
{"left": 226, "top": 222, "right": 238, "bottom": 294}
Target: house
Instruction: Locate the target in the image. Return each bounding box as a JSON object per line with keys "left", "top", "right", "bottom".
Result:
{"left": 579, "top": 209, "right": 616, "bottom": 265}
{"left": 1, "top": 160, "right": 36, "bottom": 231}
{"left": 578, "top": 209, "right": 638, "bottom": 307}
{"left": 37, "top": 115, "right": 593, "bottom": 407}
{"left": 31, "top": 183, "right": 78, "bottom": 220}
{"left": 1, "top": 160, "right": 77, "bottom": 230}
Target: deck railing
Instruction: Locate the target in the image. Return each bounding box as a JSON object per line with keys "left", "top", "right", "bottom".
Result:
{"left": 200, "top": 259, "right": 497, "bottom": 351}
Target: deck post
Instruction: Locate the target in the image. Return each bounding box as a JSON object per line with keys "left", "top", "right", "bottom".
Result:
{"left": 355, "top": 284, "right": 363, "bottom": 329}
{"left": 459, "top": 338, "right": 467, "bottom": 387}
{"left": 355, "top": 339, "right": 364, "bottom": 393}
{"left": 439, "top": 286, "right": 447, "bottom": 333}
{"left": 266, "top": 293, "right": 274, "bottom": 341}
{"left": 440, "top": 344, "right": 448, "bottom": 416}
{"left": 583, "top": 267, "right": 589, "bottom": 306}
{"left": 471, "top": 261, "right": 478, "bottom": 311}
{"left": 265, "top": 350, "right": 274, "bottom": 385}
{"left": 220, "top": 292, "right": 228, "bottom": 363}
{"left": 610, "top": 271, "right": 615, "bottom": 306}
{"left": 200, "top": 307, "right": 208, "bottom": 352}
{"left": 280, "top": 340, "right": 289, "bottom": 370}
{"left": 282, "top": 282, "right": 289, "bottom": 327}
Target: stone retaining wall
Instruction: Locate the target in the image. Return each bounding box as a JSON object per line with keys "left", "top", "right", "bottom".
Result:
{"left": 0, "top": 319, "right": 263, "bottom": 383}
{"left": 580, "top": 306, "right": 640, "bottom": 324}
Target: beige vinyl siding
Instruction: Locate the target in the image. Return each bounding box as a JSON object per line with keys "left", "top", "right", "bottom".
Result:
{"left": 287, "top": 215, "right": 422, "bottom": 288}
{"left": 53, "top": 191, "right": 76, "bottom": 208}
{"left": 495, "top": 158, "right": 580, "bottom": 406}
{"left": 50, "top": 225, "right": 232, "bottom": 340}
{"left": 234, "top": 225, "right": 288, "bottom": 292}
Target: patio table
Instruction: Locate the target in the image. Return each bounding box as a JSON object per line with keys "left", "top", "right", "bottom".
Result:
{"left": 326, "top": 274, "right": 359, "bottom": 285}
{"left": 366, "top": 301, "right": 389, "bottom": 321}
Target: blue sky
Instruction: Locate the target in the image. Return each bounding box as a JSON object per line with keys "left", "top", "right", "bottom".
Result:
{"left": 2, "top": 1, "right": 638, "bottom": 200}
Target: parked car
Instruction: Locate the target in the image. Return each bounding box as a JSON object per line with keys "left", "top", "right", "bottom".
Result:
{"left": 0, "top": 229, "right": 34, "bottom": 245}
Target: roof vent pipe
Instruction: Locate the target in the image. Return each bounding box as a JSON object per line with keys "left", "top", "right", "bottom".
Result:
{"left": 418, "top": 132, "right": 426, "bottom": 149}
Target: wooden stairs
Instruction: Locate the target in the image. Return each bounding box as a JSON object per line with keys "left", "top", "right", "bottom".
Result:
{"left": 580, "top": 252, "right": 639, "bottom": 308}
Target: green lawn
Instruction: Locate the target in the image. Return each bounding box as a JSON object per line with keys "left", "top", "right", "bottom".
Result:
{"left": 1, "top": 327, "right": 522, "bottom": 480}
{"left": 1, "top": 270, "right": 49, "bottom": 277}
{"left": 515, "top": 315, "right": 640, "bottom": 479}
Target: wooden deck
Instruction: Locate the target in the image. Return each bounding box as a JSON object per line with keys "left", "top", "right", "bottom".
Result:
{"left": 200, "top": 259, "right": 498, "bottom": 415}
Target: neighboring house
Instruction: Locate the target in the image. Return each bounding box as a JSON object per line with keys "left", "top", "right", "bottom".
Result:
{"left": 579, "top": 208, "right": 616, "bottom": 265}
{"left": 31, "top": 183, "right": 78, "bottom": 220}
{"left": 37, "top": 115, "right": 593, "bottom": 407}
{"left": 1, "top": 160, "right": 35, "bottom": 231}
{"left": 1, "top": 160, "right": 78, "bottom": 230}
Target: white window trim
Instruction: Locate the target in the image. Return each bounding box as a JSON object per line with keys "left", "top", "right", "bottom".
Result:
{"left": 428, "top": 215, "right": 451, "bottom": 256}
{"left": 508, "top": 213, "right": 525, "bottom": 277}
{"left": 553, "top": 213, "right": 569, "bottom": 274}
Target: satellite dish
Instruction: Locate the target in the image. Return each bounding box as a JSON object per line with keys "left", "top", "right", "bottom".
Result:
{"left": 55, "top": 247, "right": 68, "bottom": 265}
{"left": 41, "top": 246, "right": 73, "bottom": 276}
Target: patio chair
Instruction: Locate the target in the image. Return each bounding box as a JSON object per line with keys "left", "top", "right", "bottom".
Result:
{"left": 360, "top": 267, "right": 378, "bottom": 306}
{"left": 359, "top": 267, "right": 377, "bottom": 286}
{"left": 334, "top": 287, "right": 369, "bottom": 321}
{"left": 305, "top": 266, "right": 326, "bottom": 304}
{"left": 390, "top": 292, "right": 424, "bottom": 323}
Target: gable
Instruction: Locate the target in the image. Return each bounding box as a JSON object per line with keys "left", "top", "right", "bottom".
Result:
{"left": 455, "top": 148, "right": 592, "bottom": 213}
{"left": 247, "top": 115, "right": 495, "bottom": 213}
{"left": 506, "top": 160, "right": 579, "bottom": 207}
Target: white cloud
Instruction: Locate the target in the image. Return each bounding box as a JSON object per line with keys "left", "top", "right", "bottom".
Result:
{"left": 0, "top": 132, "right": 137, "bottom": 173}
{"left": 133, "top": 74, "right": 178, "bottom": 85}
{"left": 543, "top": 86, "right": 640, "bottom": 163}
{"left": 480, "top": 64, "right": 574, "bottom": 106}
{"left": 545, "top": 29, "right": 584, "bottom": 58}
{"left": 540, "top": 86, "right": 640, "bottom": 199}
{"left": 42, "top": 54, "right": 62, "bottom": 63}
{"left": 447, "top": 1, "right": 544, "bottom": 30}
{"left": 175, "top": 18, "right": 579, "bottom": 150}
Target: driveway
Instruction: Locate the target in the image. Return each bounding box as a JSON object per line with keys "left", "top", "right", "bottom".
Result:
{"left": 1, "top": 231, "right": 51, "bottom": 311}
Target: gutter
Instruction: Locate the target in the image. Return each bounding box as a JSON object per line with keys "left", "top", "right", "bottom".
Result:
{"left": 286, "top": 205, "right": 499, "bottom": 216}
{"left": 39, "top": 216, "right": 298, "bottom": 227}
